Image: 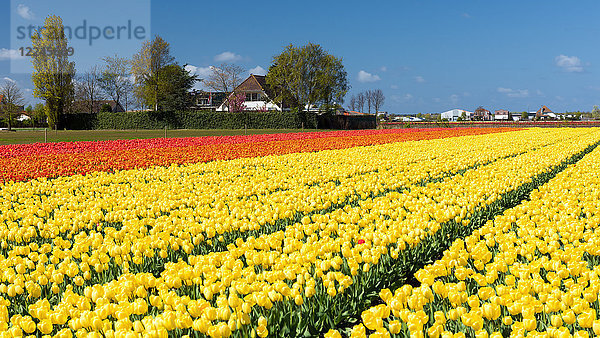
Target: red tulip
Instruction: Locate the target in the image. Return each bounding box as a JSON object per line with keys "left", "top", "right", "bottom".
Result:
{"left": 0, "top": 128, "right": 515, "bottom": 184}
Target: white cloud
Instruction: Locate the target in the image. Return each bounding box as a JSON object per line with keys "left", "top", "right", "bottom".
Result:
{"left": 0, "top": 48, "right": 25, "bottom": 61}
{"left": 214, "top": 51, "right": 242, "bottom": 62}
{"left": 391, "top": 93, "right": 413, "bottom": 103}
{"left": 249, "top": 66, "right": 266, "bottom": 76}
{"left": 2, "top": 77, "right": 16, "bottom": 83}
{"left": 497, "top": 87, "right": 529, "bottom": 98}
{"left": 17, "top": 4, "right": 35, "bottom": 20}
{"left": 450, "top": 94, "right": 459, "bottom": 104}
{"left": 555, "top": 54, "right": 584, "bottom": 73}
{"left": 414, "top": 76, "right": 425, "bottom": 83}
{"left": 185, "top": 64, "right": 213, "bottom": 78}
{"left": 380, "top": 66, "right": 387, "bottom": 72}
{"left": 358, "top": 70, "right": 381, "bottom": 83}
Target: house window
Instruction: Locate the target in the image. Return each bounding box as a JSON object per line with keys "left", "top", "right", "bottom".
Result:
{"left": 245, "top": 93, "right": 261, "bottom": 101}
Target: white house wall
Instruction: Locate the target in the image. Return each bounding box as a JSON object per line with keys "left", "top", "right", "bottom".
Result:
{"left": 217, "top": 100, "right": 282, "bottom": 112}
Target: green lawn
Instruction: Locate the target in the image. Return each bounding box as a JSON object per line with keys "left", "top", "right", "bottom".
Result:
{"left": 0, "top": 129, "right": 329, "bottom": 145}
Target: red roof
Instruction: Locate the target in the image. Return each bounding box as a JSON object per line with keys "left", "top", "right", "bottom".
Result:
{"left": 536, "top": 105, "right": 553, "bottom": 114}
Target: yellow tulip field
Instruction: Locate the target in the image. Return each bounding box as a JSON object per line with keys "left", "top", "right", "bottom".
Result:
{"left": 1, "top": 128, "right": 600, "bottom": 337}
{"left": 348, "top": 136, "right": 600, "bottom": 337}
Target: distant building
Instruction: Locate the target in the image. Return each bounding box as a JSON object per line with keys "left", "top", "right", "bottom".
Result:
{"left": 16, "top": 113, "right": 31, "bottom": 122}
{"left": 338, "top": 110, "right": 369, "bottom": 116}
{"left": 217, "top": 74, "right": 289, "bottom": 112}
{"left": 441, "top": 109, "right": 472, "bottom": 121}
{"left": 392, "top": 116, "right": 424, "bottom": 122}
{"left": 494, "top": 109, "right": 511, "bottom": 120}
{"left": 189, "top": 90, "right": 227, "bottom": 110}
{"left": 536, "top": 105, "right": 554, "bottom": 119}
{"left": 473, "top": 106, "right": 492, "bottom": 121}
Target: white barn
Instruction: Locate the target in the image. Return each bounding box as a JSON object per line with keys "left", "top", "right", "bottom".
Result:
{"left": 441, "top": 109, "right": 472, "bottom": 121}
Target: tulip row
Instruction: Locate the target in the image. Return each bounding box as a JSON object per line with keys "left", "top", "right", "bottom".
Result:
{"left": 351, "top": 136, "right": 600, "bottom": 337}
{"left": 0, "top": 129, "right": 548, "bottom": 255}
{"left": 0, "top": 128, "right": 510, "bottom": 159}
{"left": 0, "top": 128, "right": 509, "bottom": 183}
{"left": 0, "top": 128, "right": 569, "bottom": 304}
{"left": 0, "top": 129, "right": 596, "bottom": 337}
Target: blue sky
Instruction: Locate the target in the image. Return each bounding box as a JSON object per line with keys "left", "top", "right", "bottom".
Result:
{"left": 1, "top": 0, "right": 599, "bottom": 113}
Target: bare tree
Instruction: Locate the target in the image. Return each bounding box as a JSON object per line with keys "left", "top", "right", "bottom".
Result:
{"left": 76, "top": 66, "right": 103, "bottom": 113}
{"left": 119, "top": 76, "right": 135, "bottom": 112}
{"left": 99, "top": 55, "right": 130, "bottom": 111}
{"left": 0, "top": 80, "right": 26, "bottom": 130}
{"left": 356, "top": 92, "right": 365, "bottom": 113}
{"left": 348, "top": 94, "right": 357, "bottom": 111}
{"left": 365, "top": 89, "right": 374, "bottom": 114}
{"left": 372, "top": 89, "right": 385, "bottom": 113}
{"left": 204, "top": 63, "right": 246, "bottom": 93}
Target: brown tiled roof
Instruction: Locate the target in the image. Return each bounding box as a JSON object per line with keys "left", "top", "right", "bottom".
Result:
{"left": 235, "top": 75, "right": 266, "bottom": 92}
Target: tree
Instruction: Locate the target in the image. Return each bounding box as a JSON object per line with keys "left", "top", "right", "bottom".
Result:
{"left": 25, "top": 105, "right": 33, "bottom": 126}
{"left": 131, "top": 35, "right": 175, "bottom": 110}
{"left": 267, "top": 43, "right": 349, "bottom": 112}
{"left": 365, "top": 90, "right": 374, "bottom": 114}
{"left": 99, "top": 55, "right": 130, "bottom": 111}
{"left": 204, "top": 63, "right": 245, "bottom": 93}
{"left": 32, "top": 103, "right": 46, "bottom": 127}
{"left": 0, "top": 80, "right": 26, "bottom": 130}
{"left": 521, "top": 111, "right": 528, "bottom": 121}
{"left": 592, "top": 105, "right": 600, "bottom": 120}
{"left": 31, "top": 15, "right": 75, "bottom": 129}
{"left": 228, "top": 92, "right": 246, "bottom": 113}
{"left": 372, "top": 89, "right": 385, "bottom": 113}
{"left": 356, "top": 92, "right": 366, "bottom": 113}
{"left": 120, "top": 77, "right": 135, "bottom": 112}
{"left": 460, "top": 111, "right": 467, "bottom": 121}
{"left": 348, "top": 94, "right": 357, "bottom": 111}
{"left": 100, "top": 103, "right": 112, "bottom": 113}
{"left": 76, "top": 66, "right": 103, "bottom": 113}
{"left": 152, "top": 64, "right": 197, "bottom": 112}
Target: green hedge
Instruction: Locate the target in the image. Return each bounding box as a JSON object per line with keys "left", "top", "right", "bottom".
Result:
{"left": 62, "top": 111, "right": 318, "bottom": 130}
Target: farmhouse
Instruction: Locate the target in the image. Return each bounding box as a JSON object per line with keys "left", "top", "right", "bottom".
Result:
{"left": 189, "top": 90, "right": 227, "bottom": 110}
{"left": 16, "top": 113, "right": 30, "bottom": 122}
{"left": 473, "top": 107, "right": 492, "bottom": 121}
{"left": 536, "top": 105, "right": 555, "bottom": 119}
{"left": 441, "top": 109, "right": 472, "bottom": 121}
{"left": 494, "top": 109, "right": 511, "bottom": 120}
{"left": 217, "top": 75, "right": 285, "bottom": 112}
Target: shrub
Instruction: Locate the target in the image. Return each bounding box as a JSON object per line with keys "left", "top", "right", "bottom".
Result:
{"left": 62, "top": 110, "right": 319, "bottom": 130}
